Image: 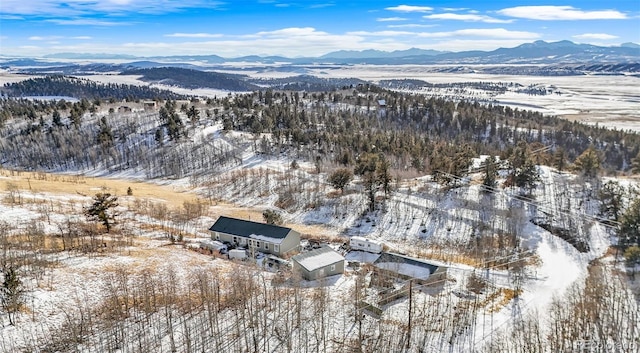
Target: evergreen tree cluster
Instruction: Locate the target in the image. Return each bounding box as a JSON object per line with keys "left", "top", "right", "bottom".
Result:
{"left": 1, "top": 85, "right": 639, "bottom": 182}
{"left": 221, "top": 88, "right": 639, "bottom": 175}
{"left": 2, "top": 75, "right": 187, "bottom": 101}
{"left": 122, "top": 67, "right": 259, "bottom": 91}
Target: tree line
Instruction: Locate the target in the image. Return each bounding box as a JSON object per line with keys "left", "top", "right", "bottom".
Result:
{"left": 2, "top": 76, "right": 187, "bottom": 101}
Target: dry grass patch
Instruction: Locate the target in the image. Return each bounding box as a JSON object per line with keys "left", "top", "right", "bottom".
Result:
{"left": 415, "top": 248, "right": 482, "bottom": 267}
{"left": 485, "top": 288, "right": 522, "bottom": 313}
{"left": 293, "top": 223, "right": 341, "bottom": 239}
{"left": 0, "top": 169, "right": 199, "bottom": 208}
{"left": 302, "top": 231, "right": 347, "bottom": 245}
{"left": 209, "top": 204, "right": 263, "bottom": 221}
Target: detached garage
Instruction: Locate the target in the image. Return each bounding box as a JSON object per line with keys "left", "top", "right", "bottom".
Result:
{"left": 292, "top": 246, "right": 345, "bottom": 281}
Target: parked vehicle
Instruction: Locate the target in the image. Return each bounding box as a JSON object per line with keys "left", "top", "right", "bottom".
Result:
{"left": 228, "top": 249, "right": 248, "bottom": 260}
{"left": 349, "top": 236, "right": 383, "bottom": 254}
{"left": 264, "top": 254, "right": 291, "bottom": 270}
{"left": 200, "top": 240, "right": 228, "bottom": 254}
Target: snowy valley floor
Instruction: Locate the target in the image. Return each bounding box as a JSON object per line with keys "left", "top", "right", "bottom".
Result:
{"left": 0, "top": 153, "right": 638, "bottom": 352}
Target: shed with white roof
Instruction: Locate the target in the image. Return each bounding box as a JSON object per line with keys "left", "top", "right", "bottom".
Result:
{"left": 291, "top": 246, "right": 345, "bottom": 281}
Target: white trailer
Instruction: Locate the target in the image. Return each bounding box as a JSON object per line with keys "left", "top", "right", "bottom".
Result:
{"left": 200, "top": 240, "right": 228, "bottom": 253}
{"left": 349, "top": 236, "right": 383, "bottom": 254}
{"left": 228, "top": 249, "right": 248, "bottom": 260}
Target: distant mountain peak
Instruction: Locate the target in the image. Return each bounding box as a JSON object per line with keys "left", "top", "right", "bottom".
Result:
{"left": 320, "top": 47, "right": 443, "bottom": 59}
{"left": 4, "top": 40, "right": 638, "bottom": 69}
{"left": 520, "top": 40, "right": 579, "bottom": 49}
{"left": 44, "top": 52, "right": 138, "bottom": 60}
{"left": 621, "top": 42, "right": 640, "bottom": 49}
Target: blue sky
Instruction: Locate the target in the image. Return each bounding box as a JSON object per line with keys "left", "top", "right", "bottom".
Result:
{"left": 0, "top": 1, "right": 638, "bottom": 57}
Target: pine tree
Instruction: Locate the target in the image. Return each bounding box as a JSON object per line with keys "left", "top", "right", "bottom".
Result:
{"left": 52, "top": 110, "right": 62, "bottom": 127}
{"left": 623, "top": 246, "right": 640, "bottom": 268}
{"left": 598, "top": 181, "right": 624, "bottom": 226}
{"left": 187, "top": 105, "right": 200, "bottom": 126}
{"left": 354, "top": 153, "right": 393, "bottom": 211}
{"left": 69, "top": 108, "right": 82, "bottom": 128}
{"left": 553, "top": 148, "right": 566, "bottom": 172}
{"left": 515, "top": 159, "right": 541, "bottom": 193}
{"left": 619, "top": 197, "right": 640, "bottom": 248}
{"left": 376, "top": 157, "right": 392, "bottom": 196}
{"left": 481, "top": 156, "right": 499, "bottom": 191}
{"left": 96, "top": 116, "right": 114, "bottom": 146}
{"left": 1, "top": 266, "right": 24, "bottom": 326}
{"left": 631, "top": 151, "right": 640, "bottom": 174}
{"left": 85, "top": 193, "right": 119, "bottom": 233}
{"left": 573, "top": 146, "right": 601, "bottom": 178}
{"left": 502, "top": 141, "right": 539, "bottom": 192}
{"left": 159, "top": 102, "right": 184, "bottom": 141}
{"left": 262, "top": 210, "right": 283, "bottom": 225}
{"left": 328, "top": 168, "right": 353, "bottom": 194}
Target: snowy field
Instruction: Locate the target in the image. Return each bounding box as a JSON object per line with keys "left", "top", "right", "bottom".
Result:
{"left": 307, "top": 65, "right": 640, "bottom": 133}
{"left": 1, "top": 151, "right": 636, "bottom": 351}
{"left": 0, "top": 136, "right": 638, "bottom": 352}
{"left": 2, "top": 64, "right": 638, "bottom": 132}
{"left": 216, "top": 64, "right": 640, "bottom": 133}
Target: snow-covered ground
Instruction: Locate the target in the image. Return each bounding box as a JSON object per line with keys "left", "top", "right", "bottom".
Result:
{"left": 304, "top": 66, "right": 639, "bottom": 132}
{"left": 2, "top": 65, "right": 638, "bottom": 132}
{"left": 0, "top": 65, "right": 638, "bottom": 350}
{"left": 0, "top": 143, "right": 637, "bottom": 352}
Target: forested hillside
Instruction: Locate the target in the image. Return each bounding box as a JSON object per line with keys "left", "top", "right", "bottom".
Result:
{"left": 121, "top": 67, "right": 260, "bottom": 91}
{"left": 1, "top": 80, "right": 639, "bottom": 177}
{"left": 2, "top": 76, "right": 187, "bottom": 101}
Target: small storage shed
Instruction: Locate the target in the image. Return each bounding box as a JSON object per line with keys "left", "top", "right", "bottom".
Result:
{"left": 291, "top": 246, "right": 345, "bottom": 281}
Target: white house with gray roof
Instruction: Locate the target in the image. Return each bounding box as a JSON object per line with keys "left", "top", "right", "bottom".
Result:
{"left": 291, "top": 246, "right": 345, "bottom": 281}
{"left": 209, "top": 216, "right": 300, "bottom": 257}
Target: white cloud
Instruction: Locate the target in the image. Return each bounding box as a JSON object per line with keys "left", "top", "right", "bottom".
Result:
{"left": 436, "top": 28, "right": 539, "bottom": 39}
{"left": 45, "top": 19, "right": 128, "bottom": 26}
{"left": 10, "top": 27, "right": 367, "bottom": 57}
{"left": 573, "top": 33, "right": 619, "bottom": 40}
{"left": 254, "top": 27, "right": 325, "bottom": 37}
{"left": 29, "top": 35, "right": 92, "bottom": 41}
{"left": 28, "top": 36, "right": 53, "bottom": 41}
{"left": 0, "top": 14, "right": 23, "bottom": 20}
{"left": 347, "top": 30, "right": 415, "bottom": 37}
{"left": 165, "top": 33, "right": 224, "bottom": 38}
{"left": 1, "top": 26, "right": 543, "bottom": 57}
{"left": 309, "top": 3, "right": 335, "bottom": 9}
{"left": 424, "top": 13, "right": 513, "bottom": 24}
{"left": 388, "top": 23, "right": 437, "bottom": 28}
{"left": 498, "top": 6, "right": 627, "bottom": 20}
{"left": 0, "top": 0, "right": 224, "bottom": 16}
{"left": 385, "top": 5, "right": 433, "bottom": 13}
{"left": 352, "top": 28, "right": 539, "bottom": 40}
{"left": 377, "top": 17, "right": 407, "bottom": 22}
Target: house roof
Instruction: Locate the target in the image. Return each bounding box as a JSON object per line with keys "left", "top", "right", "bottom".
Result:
{"left": 209, "top": 216, "right": 292, "bottom": 240}
{"left": 292, "top": 246, "right": 345, "bottom": 272}
{"left": 373, "top": 252, "right": 440, "bottom": 279}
